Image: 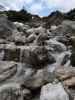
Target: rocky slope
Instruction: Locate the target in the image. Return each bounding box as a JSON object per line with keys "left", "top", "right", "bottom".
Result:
{"left": 0, "top": 9, "right": 75, "bottom": 100}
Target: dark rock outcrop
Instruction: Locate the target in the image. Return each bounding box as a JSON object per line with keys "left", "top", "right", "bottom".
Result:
{"left": 42, "top": 11, "right": 65, "bottom": 28}
{"left": 0, "top": 14, "right": 15, "bottom": 39}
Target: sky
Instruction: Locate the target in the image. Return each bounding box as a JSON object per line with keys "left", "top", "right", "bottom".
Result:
{"left": 0, "top": 0, "right": 75, "bottom": 16}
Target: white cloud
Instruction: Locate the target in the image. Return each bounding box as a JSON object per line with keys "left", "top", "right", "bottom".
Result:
{"left": 0, "top": 0, "right": 25, "bottom": 10}
{"left": 0, "top": 0, "right": 75, "bottom": 16}
{"left": 24, "top": 0, "right": 33, "bottom": 4}
{"left": 29, "top": 3, "right": 43, "bottom": 14}
{"left": 45, "top": 0, "right": 75, "bottom": 12}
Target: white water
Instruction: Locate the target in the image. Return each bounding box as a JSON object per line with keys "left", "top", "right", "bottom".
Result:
{"left": 47, "top": 51, "right": 71, "bottom": 73}
{"left": 47, "top": 37, "right": 71, "bottom": 72}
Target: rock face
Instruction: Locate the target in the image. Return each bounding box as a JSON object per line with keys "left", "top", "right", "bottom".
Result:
{"left": 21, "top": 46, "right": 52, "bottom": 67}
{"left": 24, "top": 68, "right": 55, "bottom": 89}
{"left": 55, "top": 67, "right": 75, "bottom": 99}
{"left": 0, "top": 44, "right": 55, "bottom": 68}
{"left": 55, "top": 67, "right": 75, "bottom": 81}
{"left": 70, "top": 36, "right": 75, "bottom": 66}
{"left": 0, "top": 83, "right": 31, "bottom": 100}
{"left": 40, "top": 83, "right": 69, "bottom": 100}
{"left": 0, "top": 9, "right": 75, "bottom": 100}
{"left": 0, "top": 14, "right": 16, "bottom": 40}
{"left": 42, "top": 11, "right": 65, "bottom": 28}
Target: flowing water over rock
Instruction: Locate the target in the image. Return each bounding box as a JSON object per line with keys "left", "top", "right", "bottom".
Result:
{"left": 0, "top": 13, "right": 74, "bottom": 100}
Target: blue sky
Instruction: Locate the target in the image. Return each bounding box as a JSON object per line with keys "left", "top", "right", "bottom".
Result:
{"left": 0, "top": 0, "right": 75, "bottom": 16}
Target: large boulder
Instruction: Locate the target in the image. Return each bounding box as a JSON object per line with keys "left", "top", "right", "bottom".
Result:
{"left": 62, "top": 20, "right": 75, "bottom": 33}
{"left": 22, "top": 46, "right": 55, "bottom": 68}
{"left": 0, "top": 83, "right": 31, "bottom": 100}
{"left": 26, "top": 26, "right": 46, "bottom": 35}
{"left": 55, "top": 67, "right": 75, "bottom": 81}
{"left": 0, "top": 14, "right": 26, "bottom": 44}
{"left": 24, "top": 68, "right": 55, "bottom": 89}
{"left": 3, "top": 47, "right": 20, "bottom": 62}
{"left": 46, "top": 39, "right": 67, "bottom": 53}
{"left": 40, "top": 83, "right": 69, "bottom": 100}
{"left": 0, "top": 61, "right": 34, "bottom": 84}
{"left": 0, "top": 61, "right": 17, "bottom": 83}
{"left": 0, "top": 14, "right": 16, "bottom": 40}
{"left": 55, "top": 66, "right": 75, "bottom": 99}
{"left": 50, "top": 20, "right": 75, "bottom": 38}
{"left": 0, "top": 44, "right": 55, "bottom": 67}
{"left": 26, "top": 34, "right": 36, "bottom": 44}
{"left": 0, "top": 61, "right": 55, "bottom": 89}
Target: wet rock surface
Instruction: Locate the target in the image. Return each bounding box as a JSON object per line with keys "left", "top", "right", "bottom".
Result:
{"left": 0, "top": 10, "right": 75, "bottom": 100}
{"left": 40, "top": 83, "right": 69, "bottom": 100}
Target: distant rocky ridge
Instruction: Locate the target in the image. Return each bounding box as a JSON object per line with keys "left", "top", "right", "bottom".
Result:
{"left": 0, "top": 9, "right": 75, "bottom": 28}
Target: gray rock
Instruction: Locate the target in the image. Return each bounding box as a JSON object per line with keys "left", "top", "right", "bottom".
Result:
{"left": 13, "top": 31, "right": 26, "bottom": 45}
{"left": 54, "top": 66, "right": 75, "bottom": 99}
{"left": 3, "top": 45, "right": 20, "bottom": 62}
{"left": 46, "top": 39, "right": 67, "bottom": 53}
{"left": 0, "top": 61, "right": 54, "bottom": 90}
{"left": 0, "top": 61, "right": 33, "bottom": 84}
{"left": 24, "top": 68, "right": 55, "bottom": 89}
{"left": 36, "top": 33, "right": 49, "bottom": 46}
{"left": 26, "top": 34, "right": 36, "bottom": 43}
{"left": 0, "top": 12, "right": 74, "bottom": 100}
{"left": 0, "top": 14, "right": 17, "bottom": 40}
{"left": 62, "top": 20, "right": 75, "bottom": 31}
{"left": 21, "top": 46, "right": 40, "bottom": 67}
{"left": 0, "top": 44, "right": 55, "bottom": 67}
{"left": 0, "top": 83, "right": 31, "bottom": 100}
{"left": 56, "top": 36, "right": 71, "bottom": 46}
{"left": 14, "top": 22, "right": 30, "bottom": 32}
{"left": 26, "top": 26, "right": 46, "bottom": 35}
{"left": 0, "top": 61, "right": 17, "bottom": 83}
{"left": 40, "top": 83, "right": 69, "bottom": 100}
{"left": 22, "top": 46, "right": 54, "bottom": 68}
{"left": 55, "top": 67, "right": 75, "bottom": 81}
{"left": 51, "top": 24, "right": 72, "bottom": 37}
